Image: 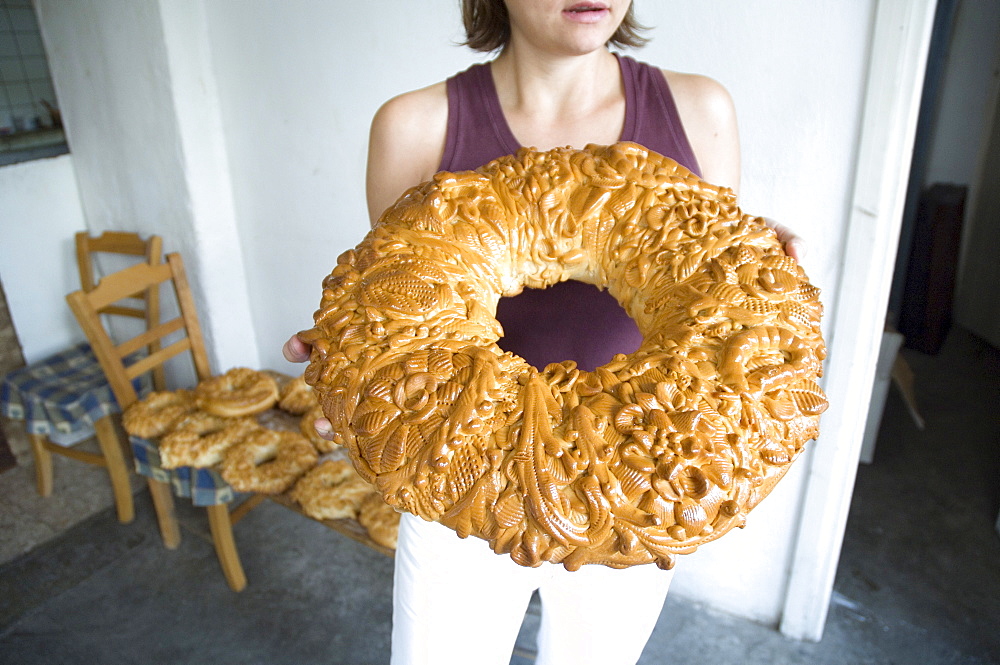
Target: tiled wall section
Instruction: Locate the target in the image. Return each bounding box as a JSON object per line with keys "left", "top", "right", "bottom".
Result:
{"left": 0, "top": 0, "right": 57, "bottom": 135}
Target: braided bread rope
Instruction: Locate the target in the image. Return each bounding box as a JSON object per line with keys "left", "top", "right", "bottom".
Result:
{"left": 303, "top": 142, "right": 827, "bottom": 570}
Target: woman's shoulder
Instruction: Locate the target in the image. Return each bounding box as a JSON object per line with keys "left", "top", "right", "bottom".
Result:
{"left": 366, "top": 81, "right": 450, "bottom": 223}
{"left": 371, "top": 81, "right": 449, "bottom": 146}
{"left": 660, "top": 69, "right": 736, "bottom": 125}
{"left": 659, "top": 69, "right": 741, "bottom": 192}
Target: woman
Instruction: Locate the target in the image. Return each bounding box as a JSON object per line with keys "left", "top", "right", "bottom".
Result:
{"left": 365, "top": 0, "right": 741, "bottom": 378}
{"left": 286, "top": 2, "right": 794, "bottom": 663}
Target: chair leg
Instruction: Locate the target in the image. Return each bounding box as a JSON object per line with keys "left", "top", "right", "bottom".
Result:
{"left": 147, "top": 478, "right": 181, "bottom": 549}
{"left": 93, "top": 415, "right": 134, "bottom": 523}
{"left": 27, "top": 432, "right": 53, "bottom": 497}
{"left": 206, "top": 503, "right": 247, "bottom": 592}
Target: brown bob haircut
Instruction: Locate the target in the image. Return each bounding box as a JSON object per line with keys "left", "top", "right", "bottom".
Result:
{"left": 461, "top": 0, "right": 649, "bottom": 52}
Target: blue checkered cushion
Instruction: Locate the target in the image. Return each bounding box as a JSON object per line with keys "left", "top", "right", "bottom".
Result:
{"left": 131, "top": 435, "right": 235, "bottom": 506}
{"left": 0, "top": 342, "right": 148, "bottom": 435}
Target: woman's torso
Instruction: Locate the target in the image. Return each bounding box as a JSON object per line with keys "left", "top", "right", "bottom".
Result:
{"left": 440, "top": 54, "right": 701, "bottom": 372}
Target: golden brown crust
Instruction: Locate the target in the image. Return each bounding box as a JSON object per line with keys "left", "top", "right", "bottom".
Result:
{"left": 300, "top": 404, "right": 339, "bottom": 453}
{"left": 122, "top": 390, "right": 197, "bottom": 438}
{"left": 302, "top": 143, "right": 828, "bottom": 569}
{"left": 195, "top": 368, "right": 279, "bottom": 418}
{"left": 358, "top": 493, "right": 400, "bottom": 549}
{"left": 278, "top": 374, "right": 319, "bottom": 415}
{"left": 158, "top": 414, "right": 259, "bottom": 469}
{"left": 220, "top": 429, "right": 318, "bottom": 494}
{"left": 288, "top": 459, "right": 377, "bottom": 520}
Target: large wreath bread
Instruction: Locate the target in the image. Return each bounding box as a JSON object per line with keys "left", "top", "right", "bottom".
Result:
{"left": 302, "top": 142, "right": 827, "bottom": 570}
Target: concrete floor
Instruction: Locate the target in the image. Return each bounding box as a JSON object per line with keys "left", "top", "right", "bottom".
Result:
{"left": 1, "top": 327, "right": 998, "bottom": 664}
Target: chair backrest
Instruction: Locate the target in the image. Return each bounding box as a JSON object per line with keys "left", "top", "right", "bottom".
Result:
{"left": 65, "top": 252, "right": 212, "bottom": 410}
{"left": 76, "top": 230, "right": 166, "bottom": 390}
{"left": 75, "top": 231, "right": 163, "bottom": 320}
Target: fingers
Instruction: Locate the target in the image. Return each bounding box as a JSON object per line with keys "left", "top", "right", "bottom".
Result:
{"left": 313, "top": 417, "right": 335, "bottom": 441}
{"left": 282, "top": 333, "right": 311, "bottom": 363}
{"left": 763, "top": 217, "right": 806, "bottom": 262}
{"left": 784, "top": 237, "right": 805, "bottom": 262}
{"left": 282, "top": 334, "right": 333, "bottom": 439}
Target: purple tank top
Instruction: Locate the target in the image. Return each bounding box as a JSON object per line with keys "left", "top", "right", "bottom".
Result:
{"left": 440, "top": 54, "right": 701, "bottom": 372}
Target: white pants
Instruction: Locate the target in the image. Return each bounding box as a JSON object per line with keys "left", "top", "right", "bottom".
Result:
{"left": 391, "top": 513, "right": 674, "bottom": 665}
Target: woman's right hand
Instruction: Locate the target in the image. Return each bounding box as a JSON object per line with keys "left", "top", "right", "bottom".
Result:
{"left": 282, "top": 333, "right": 312, "bottom": 364}
{"left": 282, "top": 333, "right": 335, "bottom": 441}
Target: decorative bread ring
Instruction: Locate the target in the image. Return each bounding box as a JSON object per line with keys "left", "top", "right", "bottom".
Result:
{"left": 195, "top": 367, "right": 279, "bottom": 417}
{"left": 220, "top": 428, "right": 318, "bottom": 494}
{"left": 159, "top": 414, "right": 259, "bottom": 469}
{"left": 300, "top": 404, "right": 339, "bottom": 453}
{"left": 302, "top": 142, "right": 828, "bottom": 570}
{"left": 279, "top": 374, "right": 319, "bottom": 415}
{"left": 289, "top": 458, "right": 377, "bottom": 520}
{"left": 122, "top": 390, "right": 197, "bottom": 438}
{"left": 358, "top": 493, "right": 400, "bottom": 550}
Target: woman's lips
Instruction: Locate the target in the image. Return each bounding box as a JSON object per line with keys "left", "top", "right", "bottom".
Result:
{"left": 563, "top": 3, "right": 610, "bottom": 23}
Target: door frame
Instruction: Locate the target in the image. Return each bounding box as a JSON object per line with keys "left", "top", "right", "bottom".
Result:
{"left": 779, "top": 0, "right": 939, "bottom": 641}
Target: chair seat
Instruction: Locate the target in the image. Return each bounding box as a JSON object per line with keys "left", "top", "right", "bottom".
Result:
{"left": 0, "top": 342, "right": 147, "bottom": 436}
{"left": 131, "top": 435, "right": 236, "bottom": 506}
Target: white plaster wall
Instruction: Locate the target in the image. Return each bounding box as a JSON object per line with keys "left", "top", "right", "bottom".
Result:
{"left": 201, "top": 0, "right": 489, "bottom": 378}
{"left": 0, "top": 155, "right": 87, "bottom": 363}
{"left": 34, "top": 0, "right": 259, "bottom": 375}
{"left": 156, "top": 0, "right": 259, "bottom": 373}
{"left": 34, "top": 2, "right": 185, "bottom": 247}
{"left": 200, "top": 0, "right": 874, "bottom": 625}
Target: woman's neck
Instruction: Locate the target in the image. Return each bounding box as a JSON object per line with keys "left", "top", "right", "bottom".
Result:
{"left": 491, "top": 44, "right": 619, "bottom": 111}
{"left": 490, "top": 45, "right": 625, "bottom": 150}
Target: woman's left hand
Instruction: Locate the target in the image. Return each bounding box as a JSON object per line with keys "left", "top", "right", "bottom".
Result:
{"left": 764, "top": 218, "right": 805, "bottom": 262}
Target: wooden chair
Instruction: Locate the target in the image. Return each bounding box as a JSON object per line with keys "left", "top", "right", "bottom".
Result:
{"left": 65, "top": 252, "right": 253, "bottom": 591}
{"left": 1, "top": 231, "right": 162, "bottom": 525}
{"left": 75, "top": 230, "right": 163, "bottom": 304}
{"left": 76, "top": 230, "right": 166, "bottom": 390}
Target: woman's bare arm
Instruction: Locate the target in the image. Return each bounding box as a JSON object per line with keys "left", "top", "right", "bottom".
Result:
{"left": 283, "top": 83, "right": 450, "bottom": 435}
{"left": 665, "top": 70, "right": 741, "bottom": 195}
{"left": 365, "top": 82, "right": 450, "bottom": 225}
{"left": 668, "top": 71, "right": 801, "bottom": 259}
